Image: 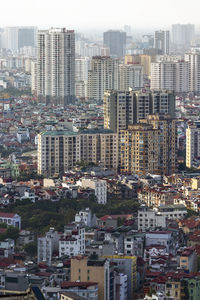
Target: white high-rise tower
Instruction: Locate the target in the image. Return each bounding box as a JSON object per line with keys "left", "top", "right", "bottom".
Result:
{"left": 37, "top": 28, "right": 75, "bottom": 105}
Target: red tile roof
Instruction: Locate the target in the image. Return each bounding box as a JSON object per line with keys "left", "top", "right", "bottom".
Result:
{"left": 0, "top": 212, "right": 17, "bottom": 218}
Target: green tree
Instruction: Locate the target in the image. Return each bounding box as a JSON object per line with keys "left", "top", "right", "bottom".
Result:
{"left": 24, "top": 241, "right": 37, "bottom": 256}
{"left": 6, "top": 227, "right": 19, "bottom": 241}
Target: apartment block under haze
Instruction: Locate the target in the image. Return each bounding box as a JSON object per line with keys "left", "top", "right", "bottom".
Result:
{"left": 88, "top": 56, "right": 119, "bottom": 102}
{"left": 103, "top": 30, "right": 126, "bottom": 57}
{"left": 154, "top": 30, "right": 170, "bottom": 55}
{"left": 185, "top": 51, "right": 200, "bottom": 93}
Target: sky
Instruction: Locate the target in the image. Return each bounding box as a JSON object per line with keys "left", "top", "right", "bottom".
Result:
{"left": 2, "top": 0, "right": 200, "bottom": 31}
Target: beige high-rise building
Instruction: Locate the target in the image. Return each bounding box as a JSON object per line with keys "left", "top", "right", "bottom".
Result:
{"left": 71, "top": 257, "right": 114, "bottom": 300}
{"left": 37, "top": 129, "right": 118, "bottom": 177}
{"left": 125, "top": 54, "right": 151, "bottom": 76}
{"left": 119, "top": 115, "right": 177, "bottom": 175}
{"left": 104, "top": 89, "right": 175, "bottom": 132}
{"left": 120, "top": 123, "right": 159, "bottom": 175}
{"left": 125, "top": 54, "right": 141, "bottom": 65}
{"left": 88, "top": 56, "right": 119, "bottom": 102}
{"left": 37, "top": 28, "right": 75, "bottom": 105}
{"left": 186, "top": 122, "right": 200, "bottom": 168}
{"left": 140, "top": 114, "right": 177, "bottom": 175}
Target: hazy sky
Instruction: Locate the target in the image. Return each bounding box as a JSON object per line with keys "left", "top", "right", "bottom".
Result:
{"left": 2, "top": 0, "right": 200, "bottom": 31}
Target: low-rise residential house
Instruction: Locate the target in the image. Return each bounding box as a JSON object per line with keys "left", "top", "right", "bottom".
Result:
{"left": 145, "top": 231, "right": 177, "bottom": 255}
{"left": 124, "top": 233, "right": 145, "bottom": 256}
{"left": 38, "top": 228, "right": 60, "bottom": 266}
{"left": 178, "top": 247, "right": 197, "bottom": 273}
{"left": 137, "top": 205, "right": 166, "bottom": 231}
{"left": 79, "top": 178, "right": 107, "bottom": 204}
{"left": 0, "top": 212, "right": 21, "bottom": 229}
{"left": 75, "top": 208, "right": 96, "bottom": 227}
{"left": 59, "top": 223, "right": 85, "bottom": 257}
{"left": 158, "top": 204, "right": 187, "bottom": 219}
{"left": 0, "top": 238, "right": 14, "bottom": 257}
{"left": 17, "top": 230, "right": 35, "bottom": 247}
{"left": 21, "top": 189, "right": 38, "bottom": 202}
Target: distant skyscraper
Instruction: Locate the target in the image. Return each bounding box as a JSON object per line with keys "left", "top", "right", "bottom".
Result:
{"left": 18, "top": 27, "right": 37, "bottom": 49}
{"left": 154, "top": 30, "right": 170, "bottom": 55}
{"left": 88, "top": 56, "right": 119, "bottom": 102}
{"left": 75, "top": 57, "right": 91, "bottom": 98}
{"left": 37, "top": 28, "right": 75, "bottom": 105}
{"left": 172, "top": 24, "right": 195, "bottom": 47}
{"left": 2, "top": 27, "right": 37, "bottom": 52}
{"left": 3, "top": 27, "right": 18, "bottom": 51}
{"left": 103, "top": 30, "right": 126, "bottom": 57}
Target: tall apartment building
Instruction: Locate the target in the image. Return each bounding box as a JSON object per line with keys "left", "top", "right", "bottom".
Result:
{"left": 37, "top": 129, "right": 118, "bottom": 177}
{"left": 151, "top": 60, "right": 189, "bottom": 93}
{"left": 154, "top": 30, "right": 170, "bottom": 55}
{"left": 186, "top": 122, "right": 200, "bottom": 168}
{"left": 2, "top": 27, "right": 37, "bottom": 52}
{"left": 18, "top": 27, "right": 37, "bottom": 49}
{"left": 120, "top": 115, "right": 177, "bottom": 175}
{"left": 37, "top": 28, "right": 75, "bottom": 105}
{"left": 140, "top": 114, "right": 177, "bottom": 175}
{"left": 75, "top": 57, "right": 91, "bottom": 98}
{"left": 119, "top": 64, "right": 144, "bottom": 90}
{"left": 104, "top": 89, "right": 175, "bottom": 132}
{"left": 103, "top": 30, "right": 126, "bottom": 57}
{"left": 104, "top": 90, "right": 135, "bottom": 132}
{"left": 185, "top": 51, "right": 200, "bottom": 93}
{"left": 104, "top": 255, "right": 137, "bottom": 300}
{"left": 31, "top": 60, "right": 37, "bottom": 94}
{"left": 120, "top": 123, "right": 160, "bottom": 175}
{"left": 71, "top": 257, "right": 115, "bottom": 300}
{"left": 88, "top": 56, "right": 119, "bottom": 102}
{"left": 75, "top": 57, "right": 91, "bottom": 82}
{"left": 172, "top": 24, "right": 195, "bottom": 47}
{"left": 125, "top": 54, "right": 152, "bottom": 76}
{"left": 3, "top": 27, "right": 18, "bottom": 51}
{"left": 37, "top": 228, "right": 60, "bottom": 265}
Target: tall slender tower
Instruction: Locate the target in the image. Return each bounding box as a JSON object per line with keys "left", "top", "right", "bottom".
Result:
{"left": 154, "top": 30, "right": 170, "bottom": 55}
{"left": 37, "top": 28, "right": 75, "bottom": 105}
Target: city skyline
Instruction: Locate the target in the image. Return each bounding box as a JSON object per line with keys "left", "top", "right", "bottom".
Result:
{"left": 1, "top": 0, "right": 200, "bottom": 31}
